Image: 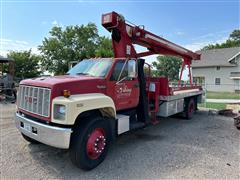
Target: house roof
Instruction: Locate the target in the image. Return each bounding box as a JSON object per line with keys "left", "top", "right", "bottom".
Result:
{"left": 192, "top": 47, "right": 240, "bottom": 68}
{"left": 0, "top": 55, "right": 14, "bottom": 63}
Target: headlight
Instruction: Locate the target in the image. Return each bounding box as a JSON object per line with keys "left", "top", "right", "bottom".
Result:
{"left": 58, "top": 105, "right": 66, "bottom": 114}
{"left": 54, "top": 104, "right": 66, "bottom": 120}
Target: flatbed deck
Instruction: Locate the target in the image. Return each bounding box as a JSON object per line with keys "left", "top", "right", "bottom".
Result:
{"left": 160, "top": 89, "right": 204, "bottom": 101}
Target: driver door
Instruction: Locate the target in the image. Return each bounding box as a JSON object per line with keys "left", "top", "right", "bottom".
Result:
{"left": 106, "top": 60, "right": 139, "bottom": 111}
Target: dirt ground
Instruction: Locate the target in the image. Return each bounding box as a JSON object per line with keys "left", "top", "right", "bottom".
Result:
{"left": 1, "top": 103, "right": 240, "bottom": 179}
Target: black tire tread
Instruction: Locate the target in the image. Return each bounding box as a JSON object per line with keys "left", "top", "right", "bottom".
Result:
{"left": 69, "top": 117, "right": 111, "bottom": 170}
{"left": 184, "top": 98, "right": 195, "bottom": 120}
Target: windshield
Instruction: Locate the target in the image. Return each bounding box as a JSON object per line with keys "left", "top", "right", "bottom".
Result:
{"left": 67, "top": 59, "right": 113, "bottom": 77}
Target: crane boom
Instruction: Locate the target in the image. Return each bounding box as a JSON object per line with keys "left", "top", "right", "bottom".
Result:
{"left": 102, "top": 12, "right": 201, "bottom": 86}
{"left": 102, "top": 11, "right": 200, "bottom": 60}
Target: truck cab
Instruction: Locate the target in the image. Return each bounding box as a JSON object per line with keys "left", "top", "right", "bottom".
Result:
{"left": 68, "top": 58, "right": 140, "bottom": 110}
{"left": 17, "top": 58, "right": 140, "bottom": 121}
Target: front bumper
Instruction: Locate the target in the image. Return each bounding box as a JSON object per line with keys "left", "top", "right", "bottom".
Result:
{"left": 15, "top": 113, "right": 72, "bottom": 149}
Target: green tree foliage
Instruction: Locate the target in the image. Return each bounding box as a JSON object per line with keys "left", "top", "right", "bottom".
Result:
{"left": 144, "top": 66, "right": 152, "bottom": 77}
{"left": 203, "top": 29, "right": 240, "bottom": 50}
{"left": 230, "top": 29, "right": 240, "bottom": 41}
{"left": 39, "top": 24, "right": 113, "bottom": 75}
{"left": 152, "top": 56, "right": 182, "bottom": 81}
{"left": 96, "top": 36, "right": 114, "bottom": 57}
{"left": 7, "top": 50, "right": 42, "bottom": 79}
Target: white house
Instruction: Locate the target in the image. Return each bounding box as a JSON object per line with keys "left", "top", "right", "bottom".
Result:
{"left": 192, "top": 47, "right": 240, "bottom": 93}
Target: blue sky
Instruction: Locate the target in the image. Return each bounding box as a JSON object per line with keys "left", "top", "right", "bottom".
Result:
{"left": 0, "top": 0, "right": 239, "bottom": 61}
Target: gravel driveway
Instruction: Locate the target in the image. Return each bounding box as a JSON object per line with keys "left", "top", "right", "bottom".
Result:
{"left": 1, "top": 103, "right": 239, "bottom": 179}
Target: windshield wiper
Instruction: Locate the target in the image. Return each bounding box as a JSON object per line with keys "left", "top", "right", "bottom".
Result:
{"left": 76, "top": 72, "right": 89, "bottom": 75}
{"left": 76, "top": 72, "right": 94, "bottom": 76}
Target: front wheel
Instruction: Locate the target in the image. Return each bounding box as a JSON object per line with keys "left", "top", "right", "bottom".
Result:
{"left": 69, "top": 117, "right": 111, "bottom": 170}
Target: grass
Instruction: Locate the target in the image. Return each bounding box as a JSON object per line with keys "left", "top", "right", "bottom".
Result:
{"left": 198, "top": 102, "right": 227, "bottom": 110}
{"left": 206, "top": 91, "right": 240, "bottom": 100}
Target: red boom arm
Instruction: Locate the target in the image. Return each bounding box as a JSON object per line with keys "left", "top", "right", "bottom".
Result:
{"left": 102, "top": 11, "right": 201, "bottom": 86}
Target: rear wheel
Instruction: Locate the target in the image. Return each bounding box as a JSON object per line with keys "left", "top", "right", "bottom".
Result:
{"left": 184, "top": 98, "right": 195, "bottom": 119}
{"left": 21, "top": 133, "right": 40, "bottom": 144}
{"left": 70, "top": 117, "right": 111, "bottom": 170}
{"left": 234, "top": 117, "right": 240, "bottom": 130}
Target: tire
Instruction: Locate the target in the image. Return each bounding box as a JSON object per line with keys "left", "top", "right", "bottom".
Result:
{"left": 21, "top": 133, "right": 40, "bottom": 144}
{"left": 234, "top": 117, "right": 240, "bottom": 130}
{"left": 69, "top": 117, "right": 111, "bottom": 170}
{"left": 5, "top": 89, "right": 13, "bottom": 101}
{"left": 184, "top": 98, "right": 195, "bottom": 119}
{"left": 12, "top": 83, "right": 17, "bottom": 101}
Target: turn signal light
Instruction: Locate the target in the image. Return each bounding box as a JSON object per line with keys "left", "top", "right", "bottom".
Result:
{"left": 63, "top": 90, "right": 71, "bottom": 98}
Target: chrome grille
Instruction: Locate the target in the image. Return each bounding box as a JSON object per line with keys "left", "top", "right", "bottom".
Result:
{"left": 18, "top": 85, "right": 51, "bottom": 117}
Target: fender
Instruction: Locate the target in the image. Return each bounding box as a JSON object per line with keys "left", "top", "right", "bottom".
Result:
{"left": 51, "top": 93, "right": 116, "bottom": 125}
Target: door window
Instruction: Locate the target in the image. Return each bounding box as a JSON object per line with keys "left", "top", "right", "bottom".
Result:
{"left": 110, "top": 60, "right": 134, "bottom": 81}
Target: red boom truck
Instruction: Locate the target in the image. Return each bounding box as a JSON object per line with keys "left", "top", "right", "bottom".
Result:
{"left": 15, "top": 12, "right": 204, "bottom": 170}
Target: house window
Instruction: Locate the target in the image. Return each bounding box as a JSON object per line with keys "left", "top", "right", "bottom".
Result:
{"left": 216, "top": 66, "right": 220, "bottom": 70}
{"left": 193, "top": 76, "right": 205, "bottom": 85}
{"left": 234, "top": 80, "right": 240, "bottom": 90}
{"left": 215, "top": 78, "right": 221, "bottom": 85}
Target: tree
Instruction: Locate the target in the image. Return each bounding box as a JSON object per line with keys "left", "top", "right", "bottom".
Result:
{"left": 152, "top": 56, "right": 182, "bottom": 81}
{"left": 230, "top": 29, "right": 240, "bottom": 41}
{"left": 39, "top": 24, "right": 113, "bottom": 75}
{"left": 7, "top": 50, "right": 42, "bottom": 79}
{"left": 96, "top": 36, "right": 114, "bottom": 57}
{"left": 203, "top": 29, "right": 240, "bottom": 50}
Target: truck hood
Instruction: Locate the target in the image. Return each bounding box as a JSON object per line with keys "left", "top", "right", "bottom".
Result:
{"left": 20, "top": 75, "right": 107, "bottom": 97}
{"left": 20, "top": 75, "right": 104, "bottom": 87}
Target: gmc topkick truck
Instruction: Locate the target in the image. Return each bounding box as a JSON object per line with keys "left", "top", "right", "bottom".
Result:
{"left": 15, "top": 12, "right": 204, "bottom": 170}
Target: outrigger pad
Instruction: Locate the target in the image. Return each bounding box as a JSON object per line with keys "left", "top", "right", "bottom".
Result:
{"left": 137, "top": 59, "right": 150, "bottom": 123}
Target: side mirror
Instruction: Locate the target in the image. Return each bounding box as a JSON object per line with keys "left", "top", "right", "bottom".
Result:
{"left": 128, "top": 60, "right": 137, "bottom": 78}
